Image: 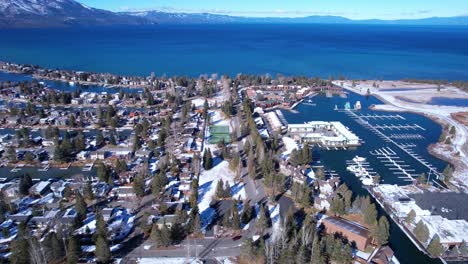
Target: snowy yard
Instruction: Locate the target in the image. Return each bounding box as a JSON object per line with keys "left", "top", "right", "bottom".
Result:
{"left": 197, "top": 161, "right": 246, "bottom": 230}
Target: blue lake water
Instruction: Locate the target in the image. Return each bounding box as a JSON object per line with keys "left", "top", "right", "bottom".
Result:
{"left": 429, "top": 97, "right": 468, "bottom": 106}
{"left": 1, "top": 24, "right": 468, "bottom": 80}
{"left": 0, "top": 71, "right": 143, "bottom": 93}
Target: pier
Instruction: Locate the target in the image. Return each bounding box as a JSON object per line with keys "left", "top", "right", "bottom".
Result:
{"left": 370, "top": 147, "right": 416, "bottom": 182}
{"left": 389, "top": 134, "right": 425, "bottom": 140}
{"left": 358, "top": 114, "right": 406, "bottom": 120}
{"left": 343, "top": 110, "right": 445, "bottom": 186}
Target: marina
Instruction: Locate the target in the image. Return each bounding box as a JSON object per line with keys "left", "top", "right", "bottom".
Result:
{"left": 342, "top": 109, "right": 444, "bottom": 185}
{"left": 345, "top": 156, "right": 378, "bottom": 186}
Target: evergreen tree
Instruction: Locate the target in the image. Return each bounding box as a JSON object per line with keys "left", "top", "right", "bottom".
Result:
{"left": 160, "top": 224, "right": 172, "bottom": 247}
{"left": 133, "top": 174, "right": 146, "bottom": 198}
{"left": 75, "top": 131, "right": 86, "bottom": 152}
{"left": 9, "top": 222, "right": 30, "bottom": 264}
{"left": 74, "top": 191, "right": 87, "bottom": 224}
{"left": 241, "top": 203, "right": 253, "bottom": 225}
{"left": 427, "top": 235, "right": 445, "bottom": 257}
{"left": 215, "top": 180, "right": 225, "bottom": 199}
{"left": 418, "top": 173, "right": 427, "bottom": 185}
{"left": 83, "top": 181, "right": 94, "bottom": 201}
{"left": 232, "top": 200, "right": 241, "bottom": 230}
{"left": 95, "top": 131, "right": 104, "bottom": 147}
{"left": 203, "top": 148, "right": 213, "bottom": 170}
{"left": 374, "top": 216, "right": 390, "bottom": 246}
{"left": 67, "top": 235, "right": 81, "bottom": 264}
{"left": 329, "top": 196, "right": 345, "bottom": 216}
{"left": 406, "top": 209, "right": 416, "bottom": 224}
{"left": 224, "top": 181, "right": 232, "bottom": 198}
{"left": 258, "top": 205, "right": 271, "bottom": 233}
{"left": 152, "top": 172, "right": 168, "bottom": 198}
{"left": 95, "top": 211, "right": 107, "bottom": 237}
{"left": 443, "top": 165, "right": 453, "bottom": 184}
{"left": 19, "top": 174, "right": 33, "bottom": 196}
{"left": 95, "top": 235, "right": 111, "bottom": 264}
{"left": 414, "top": 220, "right": 430, "bottom": 244}
{"left": 363, "top": 203, "right": 378, "bottom": 226}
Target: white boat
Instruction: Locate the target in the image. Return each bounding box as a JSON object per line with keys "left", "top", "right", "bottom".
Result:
{"left": 307, "top": 99, "right": 313, "bottom": 103}
{"left": 361, "top": 176, "right": 374, "bottom": 186}
{"left": 352, "top": 156, "right": 366, "bottom": 163}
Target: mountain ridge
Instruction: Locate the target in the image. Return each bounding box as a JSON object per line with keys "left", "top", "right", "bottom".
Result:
{"left": 0, "top": 0, "right": 153, "bottom": 28}
{"left": 125, "top": 11, "right": 468, "bottom": 26}
{"left": 0, "top": 0, "right": 467, "bottom": 28}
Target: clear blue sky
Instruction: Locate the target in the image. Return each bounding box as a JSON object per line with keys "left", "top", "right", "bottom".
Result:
{"left": 79, "top": 0, "right": 468, "bottom": 19}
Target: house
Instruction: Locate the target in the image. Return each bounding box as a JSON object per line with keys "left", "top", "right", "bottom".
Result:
{"left": 8, "top": 209, "right": 33, "bottom": 223}
{"left": 60, "top": 208, "right": 78, "bottom": 225}
{"left": 77, "top": 150, "right": 90, "bottom": 160}
{"left": 29, "top": 209, "right": 61, "bottom": 228}
{"left": 117, "top": 186, "right": 136, "bottom": 198}
{"left": 322, "top": 216, "right": 371, "bottom": 251}
{"left": 154, "top": 215, "right": 177, "bottom": 229}
{"left": 50, "top": 180, "right": 68, "bottom": 197}
{"left": 371, "top": 246, "right": 395, "bottom": 264}
{"left": 6, "top": 116, "right": 19, "bottom": 125}
{"left": 30, "top": 181, "right": 51, "bottom": 196}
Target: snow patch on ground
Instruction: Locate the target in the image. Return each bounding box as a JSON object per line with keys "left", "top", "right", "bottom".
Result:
{"left": 268, "top": 204, "right": 281, "bottom": 242}
{"left": 198, "top": 161, "right": 246, "bottom": 230}
{"left": 281, "top": 136, "right": 298, "bottom": 158}
{"left": 138, "top": 258, "right": 187, "bottom": 264}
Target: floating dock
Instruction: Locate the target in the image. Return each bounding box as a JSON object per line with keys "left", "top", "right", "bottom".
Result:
{"left": 343, "top": 110, "right": 445, "bottom": 187}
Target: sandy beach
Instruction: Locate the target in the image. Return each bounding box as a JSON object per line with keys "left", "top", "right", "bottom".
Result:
{"left": 334, "top": 80, "right": 468, "bottom": 192}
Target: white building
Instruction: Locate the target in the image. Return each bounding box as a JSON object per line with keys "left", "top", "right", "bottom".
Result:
{"left": 288, "top": 121, "right": 360, "bottom": 146}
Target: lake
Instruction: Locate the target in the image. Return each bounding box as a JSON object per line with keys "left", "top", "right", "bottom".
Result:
{"left": 1, "top": 24, "right": 468, "bottom": 80}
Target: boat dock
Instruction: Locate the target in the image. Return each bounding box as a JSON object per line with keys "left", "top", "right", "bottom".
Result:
{"left": 10, "top": 164, "right": 24, "bottom": 172}
{"left": 372, "top": 124, "right": 425, "bottom": 131}
{"left": 343, "top": 110, "right": 445, "bottom": 186}
{"left": 370, "top": 147, "right": 416, "bottom": 182}
{"left": 275, "top": 110, "right": 289, "bottom": 126}
{"left": 38, "top": 164, "right": 50, "bottom": 172}
{"left": 358, "top": 114, "right": 405, "bottom": 120}
{"left": 82, "top": 160, "right": 96, "bottom": 172}
{"left": 389, "top": 134, "right": 425, "bottom": 140}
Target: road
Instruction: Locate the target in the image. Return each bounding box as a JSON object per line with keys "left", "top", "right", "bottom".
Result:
{"left": 124, "top": 237, "right": 243, "bottom": 260}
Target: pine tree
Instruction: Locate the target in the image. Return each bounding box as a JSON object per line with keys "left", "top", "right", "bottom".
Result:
{"left": 232, "top": 200, "right": 241, "bottom": 230}
{"left": 443, "top": 165, "right": 453, "bottom": 184}
{"left": 241, "top": 203, "right": 253, "bottom": 225}
{"left": 258, "top": 205, "right": 271, "bottom": 233}
{"left": 95, "top": 211, "right": 107, "bottom": 237}
{"left": 418, "top": 173, "right": 427, "bottom": 185}
{"left": 414, "top": 220, "right": 430, "bottom": 244}
{"left": 74, "top": 191, "right": 87, "bottom": 223}
{"left": 224, "top": 181, "right": 232, "bottom": 198}
{"left": 133, "top": 174, "right": 146, "bottom": 198}
{"left": 160, "top": 224, "right": 172, "bottom": 247}
{"left": 215, "top": 180, "right": 225, "bottom": 199}
{"left": 19, "top": 173, "right": 33, "bottom": 196}
{"left": 95, "top": 235, "right": 111, "bottom": 264}
{"left": 203, "top": 148, "right": 213, "bottom": 170}
{"left": 427, "top": 235, "right": 445, "bottom": 257}
{"left": 67, "top": 236, "right": 81, "bottom": 264}
{"left": 9, "top": 222, "right": 30, "bottom": 264}
{"left": 83, "top": 181, "right": 94, "bottom": 201}
{"left": 406, "top": 209, "right": 416, "bottom": 224}
{"left": 374, "top": 216, "right": 390, "bottom": 246}
{"left": 363, "top": 203, "right": 378, "bottom": 226}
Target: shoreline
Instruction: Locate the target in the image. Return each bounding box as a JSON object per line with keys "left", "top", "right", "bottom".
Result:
{"left": 0, "top": 68, "right": 148, "bottom": 90}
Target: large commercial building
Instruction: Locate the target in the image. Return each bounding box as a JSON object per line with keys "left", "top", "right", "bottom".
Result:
{"left": 288, "top": 121, "right": 360, "bottom": 147}
{"left": 322, "top": 216, "right": 371, "bottom": 251}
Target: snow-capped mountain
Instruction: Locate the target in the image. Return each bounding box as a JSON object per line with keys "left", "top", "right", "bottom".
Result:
{"left": 0, "top": 0, "right": 153, "bottom": 28}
